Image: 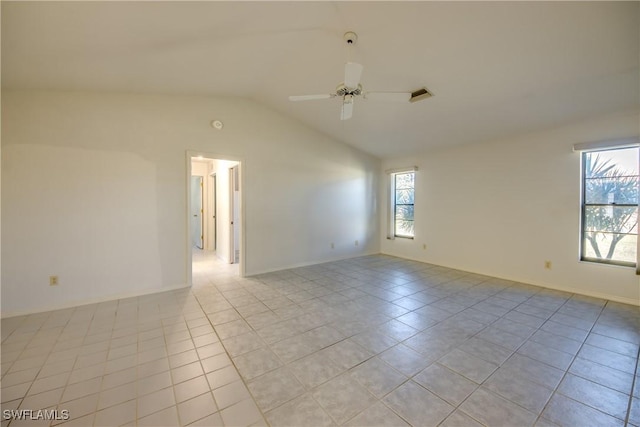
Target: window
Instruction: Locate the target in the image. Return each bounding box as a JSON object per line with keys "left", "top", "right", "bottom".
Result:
{"left": 390, "top": 170, "right": 415, "bottom": 238}
{"left": 581, "top": 146, "right": 639, "bottom": 266}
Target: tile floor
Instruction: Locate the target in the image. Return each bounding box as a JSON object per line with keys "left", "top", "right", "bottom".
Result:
{"left": 1, "top": 253, "right": 639, "bottom": 426}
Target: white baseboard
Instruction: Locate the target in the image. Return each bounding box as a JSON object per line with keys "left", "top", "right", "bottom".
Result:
{"left": 530, "top": 282, "right": 639, "bottom": 306}
{"left": 1, "top": 283, "right": 190, "bottom": 319}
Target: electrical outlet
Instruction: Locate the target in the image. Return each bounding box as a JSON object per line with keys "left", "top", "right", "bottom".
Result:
{"left": 355, "top": 240, "right": 359, "bottom": 246}
{"left": 544, "top": 261, "right": 552, "bottom": 270}
{"left": 49, "top": 276, "right": 59, "bottom": 286}
{"left": 331, "top": 243, "right": 335, "bottom": 249}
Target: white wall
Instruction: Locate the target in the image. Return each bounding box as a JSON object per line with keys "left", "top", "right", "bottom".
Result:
{"left": 1, "top": 90, "right": 380, "bottom": 316}
{"left": 381, "top": 110, "right": 640, "bottom": 304}
{"left": 191, "top": 161, "right": 209, "bottom": 177}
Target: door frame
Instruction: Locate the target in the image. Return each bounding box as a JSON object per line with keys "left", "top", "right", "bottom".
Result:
{"left": 186, "top": 151, "right": 245, "bottom": 286}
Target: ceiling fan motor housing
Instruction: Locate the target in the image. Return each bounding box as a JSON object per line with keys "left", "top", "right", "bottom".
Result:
{"left": 336, "top": 83, "right": 362, "bottom": 97}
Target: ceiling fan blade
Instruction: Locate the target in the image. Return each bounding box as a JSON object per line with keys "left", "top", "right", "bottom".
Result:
{"left": 341, "top": 96, "right": 354, "bottom": 120}
{"left": 344, "top": 62, "right": 363, "bottom": 89}
{"left": 363, "top": 92, "right": 411, "bottom": 102}
{"left": 289, "top": 94, "right": 333, "bottom": 101}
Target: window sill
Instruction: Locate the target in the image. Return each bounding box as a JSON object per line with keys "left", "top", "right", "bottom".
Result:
{"left": 578, "top": 259, "right": 637, "bottom": 271}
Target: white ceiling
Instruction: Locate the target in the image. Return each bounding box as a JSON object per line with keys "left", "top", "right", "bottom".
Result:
{"left": 2, "top": 1, "right": 639, "bottom": 158}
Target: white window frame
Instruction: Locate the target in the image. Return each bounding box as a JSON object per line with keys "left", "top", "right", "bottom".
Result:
{"left": 386, "top": 166, "right": 417, "bottom": 240}
{"left": 574, "top": 138, "right": 640, "bottom": 273}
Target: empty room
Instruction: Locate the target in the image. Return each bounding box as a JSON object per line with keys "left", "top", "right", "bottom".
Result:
{"left": 1, "top": 2, "right": 639, "bottom": 427}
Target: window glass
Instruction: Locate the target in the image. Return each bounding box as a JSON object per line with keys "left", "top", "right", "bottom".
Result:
{"left": 393, "top": 172, "right": 415, "bottom": 238}
{"left": 582, "top": 147, "right": 639, "bottom": 266}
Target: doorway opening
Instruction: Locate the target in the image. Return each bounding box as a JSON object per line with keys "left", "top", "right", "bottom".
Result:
{"left": 187, "top": 153, "right": 243, "bottom": 286}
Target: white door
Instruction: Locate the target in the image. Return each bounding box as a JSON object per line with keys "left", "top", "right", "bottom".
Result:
{"left": 229, "top": 166, "right": 240, "bottom": 264}
{"left": 191, "top": 176, "right": 203, "bottom": 249}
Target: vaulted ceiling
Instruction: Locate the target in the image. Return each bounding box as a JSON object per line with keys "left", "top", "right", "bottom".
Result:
{"left": 3, "top": 1, "right": 638, "bottom": 158}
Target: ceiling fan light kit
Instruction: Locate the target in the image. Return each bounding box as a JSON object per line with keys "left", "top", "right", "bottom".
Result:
{"left": 289, "top": 31, "right": 432, "bottom": 120}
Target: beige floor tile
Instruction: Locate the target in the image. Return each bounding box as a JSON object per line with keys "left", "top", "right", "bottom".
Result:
{"left": 212, "top": 380, "right": 252, "bottom": 410}
{"left": 350, "top": 357, "right": 407, "bottom": 398}
{"left": 345, "top": 401, "right": 410, "bottom": 426}
{"left": 97, "top": 381, "right": 136, "bottom": 410}
{"left": 187, "top": 412, "right": 224, "bottom": 426}
{"left": 94, "top": 399, "right": 136, "bottom": 426}
{"left": 246, "top": 367, "right": 305, "bottom": 412}
{"left": 177, "top": 392, "right": 218, "bottom": 425}
{"left": 311, "top": 373, "right": 378, "bottom": 424}
{"left": 2, "top": 254, "right": 639, "bottom": 427}
{"left": 137, "top": 387, "right": 176, "bottom": 418}
{"left": 58, "top": 392, "right": 100, "bottom": 420}
{"left": 138, "top": 405, "right": 180, "bottom": 426}
{"left": 137, "top": 370, "right": 171, "bottom": 397}
{"left": 174, "top": 375, "right": 211, "bottom": 403}
{"left": 60, "top": 377, "right": 102, "bottom": 403}
{"left": 288, "top": 352, "right": 344, "bottom": 389}
{"left": 266, "top": 393, "right": 332, "bottom": 426}
{"left": 459, "top": 387, "right": 537, "bottom": 427}
{"left": 414, "top": 363, "right": 478, "bottom": 406}
{"left": 171, "top": 361, "right": 204, "bottom": 385}
{"left": 220, "top": 398, "right": 264, "bottom": 426}
{"left": 383, "top": 381, "right": 454, "bottom": 426}
{"left": 19, "top": 387, "right": 64, "bottom": 411}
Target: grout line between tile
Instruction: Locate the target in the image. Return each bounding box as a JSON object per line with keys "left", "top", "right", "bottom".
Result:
{"left": 625, "top": 342, "right": 640, "bottom": 426}
{"left": 191, "top": 280, "right": 269, "bottom": 426}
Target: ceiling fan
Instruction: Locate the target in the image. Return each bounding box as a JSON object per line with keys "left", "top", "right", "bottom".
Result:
{"left": 289, "top": 32, "right": 432, "bottom": 120}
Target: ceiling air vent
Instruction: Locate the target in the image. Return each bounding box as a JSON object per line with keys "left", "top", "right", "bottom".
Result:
{"left": 410, "top": 87, "right": 433, "bottom": 103}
